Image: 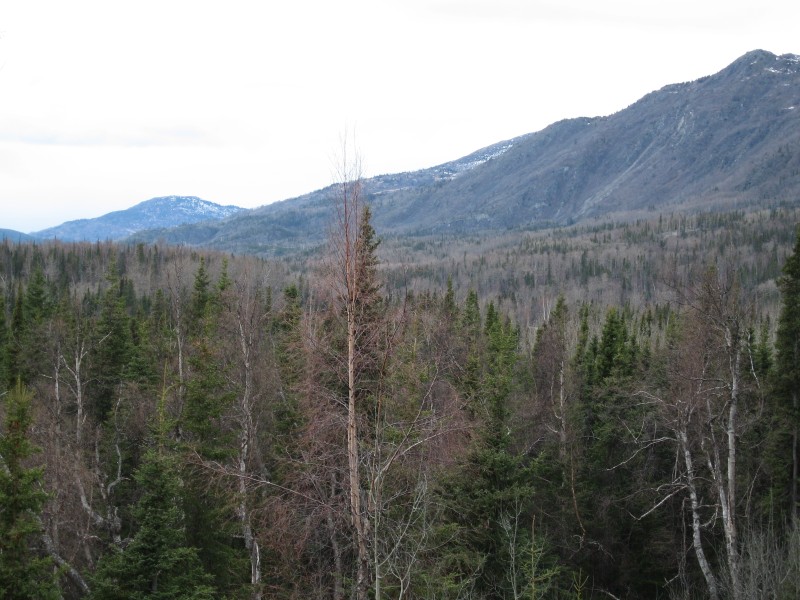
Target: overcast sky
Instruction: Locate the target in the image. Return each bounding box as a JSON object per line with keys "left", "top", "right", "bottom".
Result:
{"left": 1, "top": 0, "right": 798, "bottom": 233}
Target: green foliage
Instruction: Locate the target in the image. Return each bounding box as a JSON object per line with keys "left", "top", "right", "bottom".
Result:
{"left": 0, "top": 225, "right": 796, "bottom": 599}
{"left": 437, "top": 299, "right": 540, "bottom": 598}
{"left": 770, "top": 226, "right": 800, "bottom": 519}
{"left": 183, "top": 338, "right": 235, "bottom": 459}
{"left": 90, "top": 264, "right": 134, "bottom": 420}
{"left": 89, "top": 444, "right": 215, "bottom": 600}
{"left": 269, "top": 284, "right": 305, "bottom": 472}
{"left": 188, "top": 257, "right": 211, "bottom": 337}
{"left": 0, "top": 383, "right": 60, "bottom": 599}
{"left": 6, "top": 285, "right": 28, "bottom": 387}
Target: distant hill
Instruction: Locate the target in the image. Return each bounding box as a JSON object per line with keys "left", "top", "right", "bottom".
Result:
{"left": 131, "top": 49, "right": 800, "bottom": 254}
{"left": 33, "top": 196, "right": 244, "bottom": 242}
{"left": 0, "top": 229, "right": 37, "bottom": 243}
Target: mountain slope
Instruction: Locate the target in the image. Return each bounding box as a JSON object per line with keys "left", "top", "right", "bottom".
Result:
{"left": 34, "top": 196, "right": 243, "bottom": 242}
{"left": 0, "top": 229, "right": 37, "bottom": 243}
{"left": 371, "top": 49, "right": 800, "bottom": 232}
{"left": 131, "top": 49, "right": 800, "bottom": 253}
{"left": 128, "top": 139, "right": 526, "bottom": 253}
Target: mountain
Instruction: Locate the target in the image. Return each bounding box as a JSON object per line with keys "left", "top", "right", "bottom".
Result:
{"left": 131, "top": 49, "right": 799, "bottom": 254}
{"left": 0, "top": 229, "right": 37, "bottom": 243}
{"left": 128, "top": 139, "right": 526, "bottom": 254}
{"left": 33, "top": 196, "right": 244, "bottom": 242}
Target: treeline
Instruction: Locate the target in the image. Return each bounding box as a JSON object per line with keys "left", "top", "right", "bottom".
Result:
{"left": 0, "top": 210, "right": 799, "bottom": 599}
{"left": 371, "top": 207, "right": 800, "bottom": 337}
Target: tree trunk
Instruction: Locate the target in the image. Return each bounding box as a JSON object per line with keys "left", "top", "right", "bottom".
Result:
{"left": 348, "top": 311, "right": 370, "bottom": 600}
{"left": 236, "top": 312, "right": 262, "bottom": 599}
{"left": 679, "top": 430, "right": 719, "bottom": 600}
{"left": 793, "top": 391, "right": 799, "bottom": 520}
{"left": 723, "top": 330, "right": 741, "bottom": 599}
{"left": 327, "top": 473, "right": 344, "bottom": 600}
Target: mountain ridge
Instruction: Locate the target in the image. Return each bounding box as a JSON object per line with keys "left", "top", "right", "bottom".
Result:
{"left": 0, "top": 228, "right": 37, "bottom": 243}
{"left": 127, "top": 49, "right": 800, "bottom": 254}
{"left": 22, "top": 49, "right": 800, "bottom": 253}
{"left": 33, "top": 196, "right": 244, "bottom": 242}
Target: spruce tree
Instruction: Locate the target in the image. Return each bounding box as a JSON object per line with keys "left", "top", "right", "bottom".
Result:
{"left": 6, "top": 285, "right": 25, "bottom": 387}
{"left": 89, "top": 397, "right": 215, "bottom": 600}
{"left": 90, "top": 265, "right": 133, "bottom": 420}
{"left": 188, "top": 257, "right": 211, "bottom": 337}
{"left": 438, "top": 307, "right": 536, "bottom": 598}
{"left": 272, "top": 284, "right": 304, "bottom": 450}
{"left": 775, "top": 228, "right": 800, "bottom": 519}
{"left": 0, "top": 383, "right": 60, "bottom": 599}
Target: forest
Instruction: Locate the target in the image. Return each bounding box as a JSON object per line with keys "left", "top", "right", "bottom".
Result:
{"left": 1, "top": 185, "right": 799, "bottom": 599}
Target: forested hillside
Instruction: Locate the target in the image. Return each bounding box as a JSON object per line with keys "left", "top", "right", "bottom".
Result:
{"left": 1, "top": 190, "right": 799, "bottom": 598}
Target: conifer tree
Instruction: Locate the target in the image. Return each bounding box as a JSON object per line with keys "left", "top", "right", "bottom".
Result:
{"left": 272, "top": 284, "right": 304, "bottom": 456}
{"left": 775, "top": 228, "right": 800, "bottom": 519}
{"left": 89, "top": 393, "right": 215, "bottom": 600}
{"left": 0, "top": 383, "right": 60, "bottom": 599}
{"left": 24, "top": 266, "right": 51, "bottom": 323}
{"left": 6, "top": 284, "right": 26, "bottom": 387}
{"left": 438, "top": 307, "right": 536, "bottom": 598}
{"left": 181, "top": 274, "right": 248, "bottom": 596}
{"left": 188, "top": 257, "right": 211, "bottom": 337}
{"left": 90, "top": 265, "right": 133, "bottom": 420}
{"left": 459, "top": 289, "right": 483, "bottom": 413}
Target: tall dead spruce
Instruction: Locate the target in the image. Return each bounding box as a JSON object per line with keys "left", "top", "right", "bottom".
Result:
{"left": 326, "top": 150, "right": 373, "bottom": 600}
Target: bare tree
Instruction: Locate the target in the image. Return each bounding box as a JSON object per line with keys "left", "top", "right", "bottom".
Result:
{"left": 322, "top": 142, "right": 374, "bottom": 600}
{"left": 216, "top": 264, "right": 272, "bottom": 599}
{"left": 633, "top": 268, "right": 755, "bottom": 600}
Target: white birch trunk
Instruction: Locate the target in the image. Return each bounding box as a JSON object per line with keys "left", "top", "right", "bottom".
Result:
{"left": 679, "top": 430, "right": 720, "bottom": 600}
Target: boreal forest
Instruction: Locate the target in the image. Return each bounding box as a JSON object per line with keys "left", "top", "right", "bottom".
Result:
{"left": 1, "top": 181, "right": 800, "bottom": 599}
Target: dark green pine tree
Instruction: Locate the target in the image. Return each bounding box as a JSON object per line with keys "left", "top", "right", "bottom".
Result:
{"left": 6, "top": 266, "right": 55, "bottom": 387}
{"left": 442, "top": 276, "right": 458, "bottom": 322}
{"left": 89, "top": 397, "right": 215, "bottom": 600}
{"left": 90, "top": 265, "right": 133, "bottom": 421}
{"left": 438, "top": 308, "right": 535, "bottom": 599}
{"left": 773, "top": 228, "right": 800, "bottom": 520}
{"left": 572, "top": 306, "right": 670, "bottom": 595}
{"left": 753, "top": 317, "right": 773, "bottom": 380}
{"left": 24, "top": 265, "right": 52, "bottom": 324}
{"left": 0, "top": 383, "right": 60, "bottom": 600}
{"left": 215, "top": 258, "right": 232, "bottom": 297}
{"left": 271, "top": 284, "right": 305, "bottom": 453}
{"left": 188, "top": 257, "right": 211, "bottom": 338}
{"left": 181, "top": 273, "right": 248, "bottom": 596}
{"left": 6, "top": 284, "right": 27, "bottom": 387}
{"left": 458, "top": 289, "right": 483, "bottom": 413}
{"left": 354, "top": 205, "right": 383, "bottom": 394}
{"left": 182, "top": 332, "right": 245, "bottom": 590}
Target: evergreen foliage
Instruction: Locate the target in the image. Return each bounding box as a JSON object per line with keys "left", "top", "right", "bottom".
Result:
{"left": 0, "top": 383, "right": 60, "bottom": 599}
{"left": 0, "top": 222, "right": 796, "bottom": 599}
{"left": 89, "top": 440, "right": 215, "bottom": 599}
{"left": 774, "top": 227, "right": 800, "bottom": 520}
{"left": 90, "top": 265, "right": 133, "bottom": 420}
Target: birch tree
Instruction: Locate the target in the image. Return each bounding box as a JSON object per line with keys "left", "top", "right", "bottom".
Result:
{"left": 637, "top": 268, "right": 755, "bottom": 600}
{"left": 216, "top": 264, "right": 271, "bottom": 599}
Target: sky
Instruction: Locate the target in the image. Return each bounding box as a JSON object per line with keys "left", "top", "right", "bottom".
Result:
{"left": 1, "top": 0, "right": 798, "bottom": 233}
